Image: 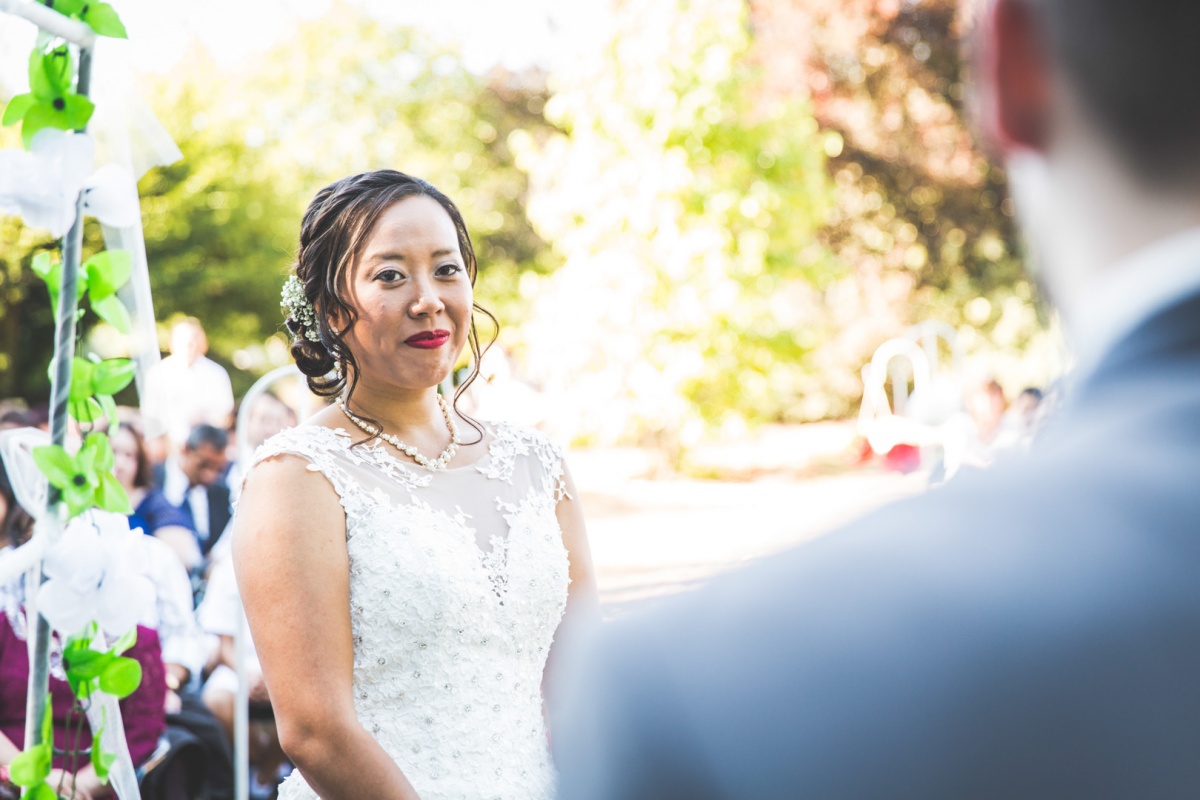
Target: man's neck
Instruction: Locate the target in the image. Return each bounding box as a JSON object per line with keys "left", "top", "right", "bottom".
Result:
{"left": 1010, "top": 144, "right": 1200, "bottom": 314}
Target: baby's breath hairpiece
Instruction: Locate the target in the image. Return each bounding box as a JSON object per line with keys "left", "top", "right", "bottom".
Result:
{"left": 281, "top": 274, "right": 320, "bottom": 343}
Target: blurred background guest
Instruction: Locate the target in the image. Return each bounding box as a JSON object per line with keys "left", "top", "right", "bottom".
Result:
{"left": 154, "top": 424, "right": 231, "bottom": 571}
{"left": 142, "top": 318, "right": 234, "bottom": 462}
{"left": 112, "top": 420, "right": 202, "bottom": 575}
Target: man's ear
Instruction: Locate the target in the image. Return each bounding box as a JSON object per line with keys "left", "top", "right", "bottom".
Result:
{"left": 978, "top": 0, "right": 1053, "bottom": 153}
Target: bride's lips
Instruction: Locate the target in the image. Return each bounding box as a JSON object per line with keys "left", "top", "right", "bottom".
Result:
{"left": 405, "top": 329, "right": 451, "bottom": 349}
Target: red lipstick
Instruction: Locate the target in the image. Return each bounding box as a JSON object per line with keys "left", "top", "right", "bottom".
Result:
{"left": 405, "top": 329, "right": 450, "bottom": 349}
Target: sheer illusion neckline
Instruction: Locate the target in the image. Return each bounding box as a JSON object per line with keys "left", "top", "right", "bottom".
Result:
{"left": 307, "top": 423, "right": 496, "bottom": 475}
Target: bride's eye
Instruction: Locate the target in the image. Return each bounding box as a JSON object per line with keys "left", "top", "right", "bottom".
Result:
{"left": 376, "top": 268, "right": 404, "bottom": 282}
{"left": 436, "top": 263, "right": 463, "bottom": 277}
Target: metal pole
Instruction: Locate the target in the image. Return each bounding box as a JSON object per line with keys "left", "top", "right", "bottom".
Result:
{"left": 22, "top": 45, "right": 92, "bottom": 760}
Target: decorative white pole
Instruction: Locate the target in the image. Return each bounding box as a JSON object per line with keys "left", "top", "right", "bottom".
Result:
{"left": 0, "top": 0, "right": 95, "bottom": 47}
{"left": 21, "top": 47, "right": 93, "bottom": 776}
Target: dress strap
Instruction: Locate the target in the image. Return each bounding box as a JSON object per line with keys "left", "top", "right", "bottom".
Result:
{"left": 248, "top": 426, "right": 374, "bottom": 527}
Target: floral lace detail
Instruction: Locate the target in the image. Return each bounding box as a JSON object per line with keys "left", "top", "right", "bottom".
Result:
{"left": 251, "top": 421, "right": 571, "bottom": 800}
{"left": 478, "top": 422, "right": 571, "bottom": 504}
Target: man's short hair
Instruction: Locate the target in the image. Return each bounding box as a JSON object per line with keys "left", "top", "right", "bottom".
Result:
{"left": 1036, "top": 0, "right": 1200, "bottom": 182}
{"left": 185, "top": 423, "right": 229, "bottom": 453}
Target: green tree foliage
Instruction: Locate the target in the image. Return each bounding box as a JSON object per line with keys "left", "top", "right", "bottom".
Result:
{"left": 1, "top": 8, "right": 553, "bottom": 401}
{"left": 748, "top": 0, "right": 1058, "bottom": 402}
{"left": 515, "top": 0, "right": 838, "bottom": 446}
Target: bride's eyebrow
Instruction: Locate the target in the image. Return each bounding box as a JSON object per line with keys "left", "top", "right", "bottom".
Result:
{"left": 366, "top": 251, "right": 408, "bottom": 264}
{"left": 365, "top": 248, "right": 457, "bottom": 264}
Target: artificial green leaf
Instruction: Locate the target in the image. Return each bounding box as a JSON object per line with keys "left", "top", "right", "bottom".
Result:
{"left": 84, "top": 432, "right": 115, "bottom": 471}
{"left": 90, "top": 725, "right": 116, "bottom": 781}
{"left": 70, "top": 396, "right": 104, "bottom": 424}
{"left": 40, "top": 700, "right": 51, "bottom": 751}
{"left": 99, "top": 656, "right": 141, "bottom": 698}
{"left": 96, "top": 472, "right": 131, "bottom": 514}
{"left": 92, "top": 358, "right": 135, "bottom": 395}
{"left": 66, "top": 650, "right": 107, "bottom": 697}
{"left": 47, "top": 0, "right": 85, "bottom": 17}
{"left": 83, "top": 3, "right": 127, "bottom": 38}
{"left": 62, "top": 92, "right": 94, "bottom": 130}
{"left": 84, "top": 250, "right": 133, "bottom": 300}
{"left": 9, "top": 743, "right": 51, "bottom": 786}
{"left": 75, "top": 436, "right": 99, "bottom": 473}
{"left": 28, "top": 48, "right": 71, "bottom": 99}
{"left": 20, "top": 102, "right": 66, "bottom": 149}
{"left": 1, "top": 93, "right": 36, "bottom": 126}
{"left": 31, "top": 253, "right": 86, "bottom": 310}
{"left": 30, "top": 251, "right": 53, "bottom": 280}
{"left": 26, "top": 782, "right": 56, "bottom": 800}
{"left": 26, "top": 50, "right": 48, "bottom": 97}
{"left": 70, "top": 357, "right": 96, "bottom": 403}
{"left": 98, "top": 394, "right": 120, "bottom": 436}
{"left": 31, "top": 445, "right": 74, "bottom": 486}
{"left": 110, "top": 626, "right": 137, "bottom": 656}
{"left": 91, "top": 294, "right": 131, "bottom": 333}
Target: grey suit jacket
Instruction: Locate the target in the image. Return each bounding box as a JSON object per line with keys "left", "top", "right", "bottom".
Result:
{"left": 553, "top": 288, "right": 1200, "bottom": 799}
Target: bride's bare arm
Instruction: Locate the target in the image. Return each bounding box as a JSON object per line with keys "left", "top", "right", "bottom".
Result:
{"left": 544, "top": 460, "right": 600, "bottom": 711}
{"left": 233, "top": 454, "right": 422, "bottom": 800}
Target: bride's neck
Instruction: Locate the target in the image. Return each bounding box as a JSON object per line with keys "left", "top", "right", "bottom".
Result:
{"left": 342, "top": 381, "right": 443, "bottom": 435}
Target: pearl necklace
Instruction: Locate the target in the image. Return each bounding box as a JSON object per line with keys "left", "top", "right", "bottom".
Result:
{"left": 338, "top": 394, "right": 461, "bottom": 471}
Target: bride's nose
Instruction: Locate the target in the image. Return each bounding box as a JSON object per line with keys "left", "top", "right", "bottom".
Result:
{"left": 408, "top": 283, "right": 446, "bottom": 318}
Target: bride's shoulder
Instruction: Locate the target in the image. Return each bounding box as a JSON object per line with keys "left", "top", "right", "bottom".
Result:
{"left": 249, "top": 423, "right": 354, "bottom": 473}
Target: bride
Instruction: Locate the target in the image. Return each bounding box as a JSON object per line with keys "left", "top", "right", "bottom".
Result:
{"left": 232, "top": 170, "right": 598, "bottom": 800}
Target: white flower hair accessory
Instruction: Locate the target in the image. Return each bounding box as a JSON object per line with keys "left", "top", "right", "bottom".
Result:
{"left": 281, "top": 274, "right": 320, "bottom": 343}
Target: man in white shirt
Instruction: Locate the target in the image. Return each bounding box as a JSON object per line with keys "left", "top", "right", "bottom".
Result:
{"left": 158, "top": 424, "right": 231, "bottom": 570}
{"left": 143, "top": 317, "right": 235, "bottom": 459}
{"left": 554, "top": 1, "right": 1200, "bottom": 797}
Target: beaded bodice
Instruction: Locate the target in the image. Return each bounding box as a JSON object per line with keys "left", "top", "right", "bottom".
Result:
{"left": 251, "top": 422, "right": 571, "bottom": 800}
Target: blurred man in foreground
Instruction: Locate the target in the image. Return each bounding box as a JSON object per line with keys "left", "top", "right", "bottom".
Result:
{"left": 553, "top": 1, "right": 1200, "bottom": 797}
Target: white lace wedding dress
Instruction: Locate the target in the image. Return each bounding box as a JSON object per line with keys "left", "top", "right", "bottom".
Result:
{"left": 251, "top": 421, "right": 571, "bottom": 800}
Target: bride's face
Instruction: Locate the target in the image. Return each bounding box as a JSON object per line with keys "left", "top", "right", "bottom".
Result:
{"left": 341, "top": 195, "right": 473, "bottom": 393}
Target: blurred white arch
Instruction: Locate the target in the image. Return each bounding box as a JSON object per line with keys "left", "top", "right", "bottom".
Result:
{"left": 231, "top": 364, "right": 319, "bottom": 800}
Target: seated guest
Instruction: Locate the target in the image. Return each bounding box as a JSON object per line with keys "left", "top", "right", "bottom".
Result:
{"left": 138, "top": 535, "right": 234, "bottom": 800}
{"left": 198, "top": 548, "right": 286, "bottom": 797}
{"left": 224, "top": 392, "right": 298, "bottom": 495}
{"left": 0, "top": 463, "right": 166, "bottom": 799}
{"left": 154, "top": 424, "right": 231, "bottom": 570}
{"left": 111, "top": 421, "right": 202, "bottom": 572}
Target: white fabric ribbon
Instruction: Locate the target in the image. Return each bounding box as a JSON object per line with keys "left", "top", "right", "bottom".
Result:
{"left": 0, "top": 428, "right": 145, "bottom": 800}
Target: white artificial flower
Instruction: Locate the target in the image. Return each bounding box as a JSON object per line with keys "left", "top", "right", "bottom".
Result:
{"left": 37, "top": 510, "right": 154, "bottom": 639}
{"left": 0, "top": 129, "right": 138, "bottom": 237}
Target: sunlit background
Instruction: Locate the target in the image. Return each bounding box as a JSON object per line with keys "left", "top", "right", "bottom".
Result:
{"left": 1, "top": 0, "right": 1066, "bottom": 602}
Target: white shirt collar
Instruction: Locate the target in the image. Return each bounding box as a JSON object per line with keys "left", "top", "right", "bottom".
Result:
{"left": 1066, "top": 226, "right": 1200, "bottom": 384}
{"left": 162, "top": 458, "right": 192, "bottom": 506}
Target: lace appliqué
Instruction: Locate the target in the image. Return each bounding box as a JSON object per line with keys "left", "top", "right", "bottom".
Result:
{"left": 251, "top": 427, "right": 433, "bottom": 537}
{"left": 478, "top": 423, "right": 571, "bottom": 504}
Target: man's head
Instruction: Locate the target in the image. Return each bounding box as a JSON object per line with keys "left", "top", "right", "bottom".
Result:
{"left": 169, "top": 318, "right": 208, "bottom": 365}
{"left": 179, "top": 423, "right": 229, "bottom": 487}
{"left": 975, "top": 0, "right": 1200, "bottom": 299}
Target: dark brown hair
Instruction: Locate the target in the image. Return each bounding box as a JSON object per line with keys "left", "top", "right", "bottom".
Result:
{"left": 286, "top": 170, "right": 496, "bottom": 442}
{"left": 117, "top": 421, "right": 155, "bottom": 489}
{"left": 1032, "top": 0, "right": 1200, "bottom": 182}
{"left": 0, "top": 458, "right": 33, "bottom": 548}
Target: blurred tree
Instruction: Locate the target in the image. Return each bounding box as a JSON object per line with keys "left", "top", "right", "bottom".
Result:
{"left": 516, "top": 0, "right": 839, "bottom": 447}
{"left": 1, "top": 7, "right": 553, "bottom": 401}
{"left": 747, "top": 0, "right": 1059, "bottom": 403}
{"left": 227, "top": 9, "right": 555, "bottom": 331}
